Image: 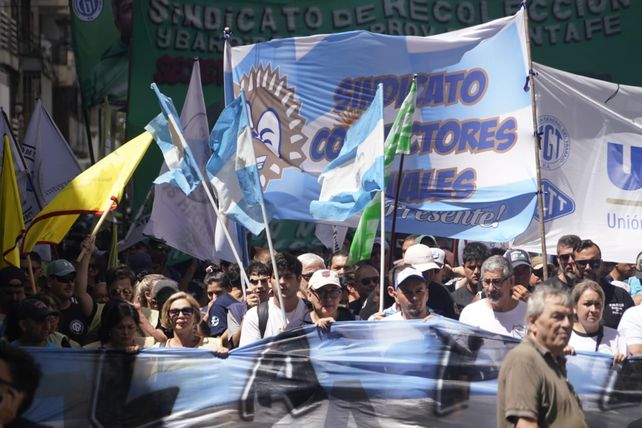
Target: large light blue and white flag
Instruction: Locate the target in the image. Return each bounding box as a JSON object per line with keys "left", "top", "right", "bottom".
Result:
{"left": 147, "top": 83, "right": 200, "bottom": 196}
{"left": 144, "top": 62, "right": 240, "bottom": 263}
{"left": 225, "top": 9, "right": 537, "bottom": 242}
{"left": 20, "top": 100, "right": 82, "bottom": 225}
{"left": 310, "top": 85, "right": 384, "bottom": 221}
{"left": 207, "top": 91, "right": 265, "bottom": 236}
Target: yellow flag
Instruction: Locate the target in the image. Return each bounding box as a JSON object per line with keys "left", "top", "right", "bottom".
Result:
{"left": 1, "top": 136, "right": 25, "bottom": 268}
{"left": 21, "top": 132, "right": 153, "bottom": 253}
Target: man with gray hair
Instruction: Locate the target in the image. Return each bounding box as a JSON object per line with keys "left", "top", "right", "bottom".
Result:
{"left": 297, "top": 253, "right": 325, "bottom": 296}
{"left": 459, "top": 255, "right": 526, "bottom": 338}
{"left": 497, "top": 285, "right": 586, "bottom": 427}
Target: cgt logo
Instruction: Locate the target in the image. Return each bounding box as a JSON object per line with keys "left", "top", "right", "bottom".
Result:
{"left": 538, "top": 115, "right": 570, "bottom": 170}
{"left": 607, "top": 142, "right": 642, "bottom": 191}
{"left": 534, "top": 180, "right": 575, "bottom": 222}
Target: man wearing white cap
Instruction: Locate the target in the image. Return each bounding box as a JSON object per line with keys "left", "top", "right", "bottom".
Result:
{"left": 404, "top": 244, "right": 458, "bottom": 319}
{"left": 382, "top": 265, "right": 432, "bottom": 321}
{"left": 305, "top": 270, "right": 355, "bottom": 329}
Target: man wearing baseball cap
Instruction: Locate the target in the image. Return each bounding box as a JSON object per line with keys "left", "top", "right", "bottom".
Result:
{"left": 381, "top": 265, "right": 432, "bottom": 321}
{"left": 305, "top": 269, "right": 354, "bottom": 329}
{"left": 44, "top": 258, "right": 95, "bottom": 345}
{"left": 503, "top": 249, "right": 532, "bottom": 302}
{"left": 12, "top": 298, "right": 60, "bottom": 347}
{"left": 404, "top": 244, "right": 458, "bottom": 319}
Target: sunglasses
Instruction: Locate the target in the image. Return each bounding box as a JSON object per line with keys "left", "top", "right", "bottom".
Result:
{"left": 248, "top": 277, "right": 270, "bottom": 286}
{"left": 482, "top": 277, "right": 508, "bottom": 287}
{"left": 558, "top": 254, "right": 574, "bottom": 263}
{"left": 55, "top": 274, "right": 75, "bottom": 283}
{"left": 533, "top": 268, "right": 544, "bottom": 279}
{"left": 301, "top": 273, "right": 314, "bottom": 281}
{"left": 360, "top": 276, "right": 378, "bottom": 286}
{"left": 575, "top": 259, "right": 601, "bottom": 270}
{"left": 168, "top": 307, "right": 195, "bottom": 317}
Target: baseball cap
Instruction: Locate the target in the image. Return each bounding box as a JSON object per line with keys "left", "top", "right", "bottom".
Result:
{"left": 504, "top": 249, "right": 531, "bottom": 268}
{"left": 151, "top": 279, "right": 179, "bottom": 299}
{"left": 394, "top": 266, "right": 425, "bottom": 290}
{"left": 308, "top": 269, "right": 341, "bottom": 291}
{"left": 17, "top": 298, "right": 59, "bottom": 320}
{"left": 404, "top": 244, "right": 439, "bottom": 272}
{"left": 531, "top": 256, "right": 545, "bottom": 270}
{"left": 46, "top": 259, "right": 76, "bottom": 277}
{"left": 431, "top": 248, "right": 446, "bottom": 268}
{"left": 0, "top": 266, "right": 27, "bottom": 286}
{"left": 636, "top": 251, "right": 642, "bottom": 279}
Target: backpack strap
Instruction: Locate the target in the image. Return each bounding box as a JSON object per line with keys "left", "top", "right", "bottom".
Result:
{"left": 258, "top": 301, "right": 270, "bottom": 339}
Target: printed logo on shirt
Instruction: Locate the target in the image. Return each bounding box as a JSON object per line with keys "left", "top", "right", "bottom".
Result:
{"left": 609, "top": 302, "right": 625, "bottom": 316}
{"left": 210, "top": 316, "right": 220, "bottom": 327}
{"left": 69, "top": 319, "right": 86, "bottom": 336}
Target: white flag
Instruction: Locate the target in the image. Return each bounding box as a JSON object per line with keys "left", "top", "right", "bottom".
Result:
{"left": 19, "top": 100, "right": 82, "bottom": 225}
{"left": 513, "top": 63, "right": 642, "bottom": 262}
{"left": 145, "top": 60, "right": 240, "bottom": 263}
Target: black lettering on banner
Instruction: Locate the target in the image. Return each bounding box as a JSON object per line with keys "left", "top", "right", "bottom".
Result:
{"left": 239, "top": 329, "right": 326, "bottom": 421}
{"left": 91, "top": 352, "right": 179, "bottom": 427}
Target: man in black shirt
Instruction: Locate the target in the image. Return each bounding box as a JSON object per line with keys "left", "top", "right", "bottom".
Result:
{"left": 543, "top": 234, "right": 581, "bottom": 289}
{"left": 451, "top": 242, "right": 490, "bottom": 312}
{"left": 574, "top": 239, "right": 633, "bottom": 329}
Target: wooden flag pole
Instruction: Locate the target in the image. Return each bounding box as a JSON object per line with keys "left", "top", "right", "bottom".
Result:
{"left": 76, "top": 199, "right": 112, "bottom": 262}
{"left": 26, "top": 254, "right": 37, "bottom": 295}
{"left": 522, "top": 2, "right": 549, "bottom": 279}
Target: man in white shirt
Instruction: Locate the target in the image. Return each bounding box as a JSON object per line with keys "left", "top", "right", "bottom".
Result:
{"left": 459, "top": 255, "right": 527, "bottom": 338}
{"left": 239, "top": 253, "right": 309, "bottom": 347}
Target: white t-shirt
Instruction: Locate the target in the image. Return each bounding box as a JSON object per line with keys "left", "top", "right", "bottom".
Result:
{"left": 459, "top": 299, "right": 527, "bottom": 338}
{"left": 617, "top": 304, "right": 642, "bottom": 346}
{"left": 568, "top": 326, "right": 627, "bottom": 355}
{"left": 239, "top": 298, "right": 308, "bottom": 347}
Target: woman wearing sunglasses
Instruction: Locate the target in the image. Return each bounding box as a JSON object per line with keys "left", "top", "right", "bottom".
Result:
{"left": 157, "top": 292, "right": 226, "bottom": 352}
{"left": 566, "top": 280, "right": 627, "bottom": 364}
{"left": 305, "top": 270, "right": 354, "bottom": 329}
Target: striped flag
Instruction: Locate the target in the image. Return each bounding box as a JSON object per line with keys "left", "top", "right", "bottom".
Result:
{"left": 348, "top": 79, "right": 417, "bottom": 264}
{"left": 310, "top": 85, "right": 385, "bottom": 222}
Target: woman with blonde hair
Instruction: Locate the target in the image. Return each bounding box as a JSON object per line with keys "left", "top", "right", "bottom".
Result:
{"left": 567, "top": 279, "right": 627, "bottom": 363}
{"left": 157, "top": 292, "right": 226, "bottom": 352}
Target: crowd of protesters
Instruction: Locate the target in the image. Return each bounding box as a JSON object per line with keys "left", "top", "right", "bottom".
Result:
{"left": 1, "top": 224, "right": 642, "bottom": 426}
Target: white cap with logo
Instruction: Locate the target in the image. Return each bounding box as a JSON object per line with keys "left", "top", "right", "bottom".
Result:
{"left": 308, "top": 269, "right": 341, "bottom": 290}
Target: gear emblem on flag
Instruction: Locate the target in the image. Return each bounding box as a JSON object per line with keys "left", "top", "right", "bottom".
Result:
{"left": 236, "top": 64, "right": 307, "bottom": 187}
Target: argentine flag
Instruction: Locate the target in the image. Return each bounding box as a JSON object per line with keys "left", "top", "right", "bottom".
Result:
{"left": 206, "top": 91, "right": 265, "bottom": 236}
{"left": 147, "top": 83, "right": 200, "bottom": 195}
{"left": 310, "top": 85, "right": 384, "bottom": 221}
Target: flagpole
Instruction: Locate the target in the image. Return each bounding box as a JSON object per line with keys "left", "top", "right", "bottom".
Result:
{"left": 258, "top": 199, "right": 288, "bottom": 329}
{"left": 26, "top": 254, "right": 37, "bottom": 295}
{"left": 388, "top": 153, "right": 405, "bottom": 270}
{"left": 166, "top": 115, "right": 251, "bottom": 299}
{"left": 522, "top": 2, "right": 549, "bottom": 279}
{"left": 76, "top": 198, "right": 113, "bottom": 262}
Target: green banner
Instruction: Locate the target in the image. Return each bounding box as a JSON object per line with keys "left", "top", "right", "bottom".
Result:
{"left": 69, "top": 0, "right": 130, "bottom": 109}
{"left": 127, "top": 0, "right": 642, "bottom": 213}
